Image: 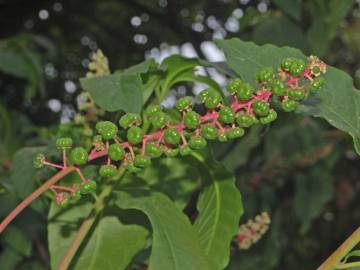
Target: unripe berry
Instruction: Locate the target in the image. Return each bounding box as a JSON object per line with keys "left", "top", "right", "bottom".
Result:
{"left": 288, "top": 89, "right": 306, "bottom": 101}
{"left": 70, "top": 147, "right": 88, "bottom": 165}
{"left": 236, "top": 114, "right": 257, "bottom": 128}
{"left": 201, "top": 124, "right": 218, "bottom": 140}
{"left": 127, "top": 126, "right": 143, "bottom": 145}
{"left": 281, "top": 58, "right": 294, "bottom": 71}
{"left": 219, "top": 106, "right": 235, "bottom": 124}
{"left": 271, "top": 80, "right": 286, "bottom": 96}
{"left": 198, "top": 89, "right": 212, "bottom": 102}
{"left": 289, "top": 59, "right": 306, "bottom": 76}
{"left": 184, "top": 111, "right": 200, "bottom": 130}
{"left": 259, "top": 110, "right": 277, "bottom": 124}
{"left": 189, "top": 136, "right": 207, "bottom": 149}
{"left": 180, "top": 146, "right": 192, "bottom": 156}
{"left": 134, "top": 155, "right": 151, "bottom": 168}
{"left": 309, "top": 77, "right": 325, "bottom": 91}
{"left": 256, "top": 67, "right": 275, "bottom": 82}
{"left": 218, "top": 134, "right": 228, "bottom": 142}
{"left": 176, "top": 97, "right": 193, "bottom": 111}
{"left": 281, "top": 99, "right": 298, "bottom": 112}
{"left": 145, "top": 105, "right": 162, "bottom": 117}
{"left": 33, "top": 153, "right": 45, "bottom": 168}
{"left": 225, "top": 127, "right": 245, "bottom": 139}
{"left": 145, "top": 144, "right": 162, "bottom": 158}
{"left": 96, "top": 121, "right": 118, "bottom": 140}
{"left": 164, "top": 148, "right": 179, "bottom": 157}
{"left": 227, "top": 78, "right": 242, "bottom": 94}
{"left": 57, "top": 193, "right": 71, "bottom": 208}
{"left": 108, "top": 144, "right": 125, "bottom": 161}
{"left": 119, "top": 113, "right": 142, "bottom": 129}
{"left": 252, "top": 101, "right": 270, "bottom": 116}
{"left": 80, "top": 181, "right": 97, "bottom": 194}
{"left": 99, "top": 164, "right": 117, "bottom": 178}
{"left": 56, "top": 137, "right": 73, "bottom": 150}
{"left": 71, "top": 189, "right": 82, "bottom": 202}
{"left": 164, "top": 128, "right": 181, "bottom": 145}
{"left": 93, "top": 135, "right": 103, "bottom": 143}
{"left": 311, "top": 66, "right": 322, "bottom": 77}
{"left": 204, "top": 91, "right": 222, "bottom": 109}
{"left": 151, "top": 111, "right": 168, "bottom": 129}
{"left": 236, "top": 83, "right": 254, "bottom": 101}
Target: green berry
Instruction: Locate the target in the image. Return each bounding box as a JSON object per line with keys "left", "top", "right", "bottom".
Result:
{"left": 236, "top": 114, "right": 256, "bottom": 128}
{"left": 145, "top": 144, "right": 162, "bottom": 158}
{"left": 271, "top": 80, "right": 286, "bottom": 96}
{"left": 281, "top": 99, "right": 299, "bottom": 112}
{"left": 198, "top": 89, "right": 212, "bottom": 102}
{"left": 134, "top": 155, "right": 151, "bottom": 168}
{"left": 145, "top": 105, "right": 162, "bottom": 117}
{"left": 227, "top": 78, "right": 242, "bottom": 94}
{"left": 260, "top": 110, "right": 277, "bottom": 124}
{"left": 70, "top": 147, "right": 88, "bottom": 165}
{"left": 176, "top": 97, "right": 193, "bottom": 110}
{"left": 219, "top": 106, "right": 235, "bottom": 124}
{"left": 311, "top": 66, "right": 321, "bottom": 77}
{"left": 225, "top": 127, "right": 245, "bottom": 139}
{"left": 184, "top": 111, "right": 200, "bottom": 130}
{"left": 33, "top": 153, "right": 45, "bottom": 168}
{"left": 71, "top": 189, "right": 82, "bottom": 202}
{"left": 151, "top": 111, "right": 168, "bottom": 129}
{"left": 56, "top": 137, "right": 73, "bottom": 150}
{"left": 281, "top": 58, "right": 294, "bottom": 71}
{"left": 205, "top": 92, "right": 222, "bottom": 109}
{"left": 257, "top": 67, "right": 275, "bottom": 82}
{"left": 93, "top": 135, "right": 103, "bottom": 143}
{"left": 119, "top": 113, "right": 142, "bottom": 129}
{"left": 123, "top": 161, "right": 142, "bottom": 173}
{"left": 218, "top": 134, "right": 228, "bottom": 142}
{"left": 189, "top": 136, "right": 207, "bottom": 149}
{"left": 164, "top": 148, "right": 179, "bottom": 157}
{"left": 99, "top": 165, "right": 117, "bottom": 178}
{"left": 236, "top": 83, "right": 254, "bottom": 101}
{"left": 108, "top": 144, "right": 125, "bottom": 161}
{"left": 289, "top": 59, "right": 306, "bottom": 76}
{"left": 96, "top": 121, "right": 118, "bottom": 140}
{"left": 309, "top": 77, "right": 325, "bottom": 91}
{"left": 180, "top": 146, "right": 192, "bottom": 156}
{"left": 164, "top": 128, "right": 181, "bottom": 145}
{"left": 58, "top": 193, "right": 71, "bottom": 208}
{"left": 252, "top": 101, "right": 270, "bottom": 116}
{"left": 127, "top": 126, "right": 143, "bottom": 145}
{"left": 288, "top": 89, "right": 306, "bottom": 101}
{"left": 200, "top": 124, "right": 218, "bottom": 140}
{"left": 80, "top": 181, "right": 97, "bottom": 194}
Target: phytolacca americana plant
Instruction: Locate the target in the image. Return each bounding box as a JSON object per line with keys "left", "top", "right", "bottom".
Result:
{"left": 0, "top": 55, "right": 326, "bottom": 231}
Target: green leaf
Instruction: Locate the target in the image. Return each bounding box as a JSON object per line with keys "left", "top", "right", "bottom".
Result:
{"left": 115, "top": 190, "right": 214, "bottom": 270}
{"left": 192, "top": 154, "right": 243, "bottom": 269}
{"left": 2, "top": 225, "right": 33, "bottom": 257}
{"left": 217, "top": 38, "right": 360, "bottom": 155}
{"left": 273, "top": 0, "right": 302, "bottom": 21}
{"left": 48, "top": 202, "right": 93, "bottom": 270}
{"left": 120, "top": 157, "right": 200, "bottom": 210}
{"left": 80, "top": 72, "right": 143, "bottom": 113}
{"left": 307, "top": 0, "right": 353, "bottom": 56}
{"left": 253, "top": 16, "right": 309, "bottom": 53}
{"left": 73, "top": 216, "right": 148, "bottom": 270}
{"left": 160, "top": 55, "right": 199, "bottom": 91}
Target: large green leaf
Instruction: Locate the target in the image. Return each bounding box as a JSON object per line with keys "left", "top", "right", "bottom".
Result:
{"left": 115, "top": 190, "right": 214, "bottom": 270}
{"left": 80, "top": 72, "right": 143, "bottom": 113}
{"left": 273, "top": 0, "right": 302, "bottom": 21}
{"left": 192, "top": 154, "right": 243, "bottom": 269}
{"left": 217, "top": 38, "right": 360, "bottom": 154}
{"left": 73, "top": 216, "right": 148, "bottom": 270}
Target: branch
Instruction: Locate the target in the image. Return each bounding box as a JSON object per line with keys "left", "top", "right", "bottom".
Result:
{"left": 0, "top": 166, "right": 77, "bottom": 233}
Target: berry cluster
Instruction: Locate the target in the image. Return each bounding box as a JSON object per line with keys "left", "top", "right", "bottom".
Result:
{"left": 34, "top": 56, "right": 326, "bottom": 206}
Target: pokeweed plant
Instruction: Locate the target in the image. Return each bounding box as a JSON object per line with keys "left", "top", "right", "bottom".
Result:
{"left": 1, "top": 38, "right": 360, "bottom": 270}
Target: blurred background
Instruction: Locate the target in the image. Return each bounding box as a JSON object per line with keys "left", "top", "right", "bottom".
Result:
{"left": 0, "top": 0, "right": 360, "bottom": 269}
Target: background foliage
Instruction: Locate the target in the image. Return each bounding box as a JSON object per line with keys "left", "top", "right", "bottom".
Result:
{"left": 1, "top": 0, "right": 360, "bottom": 269}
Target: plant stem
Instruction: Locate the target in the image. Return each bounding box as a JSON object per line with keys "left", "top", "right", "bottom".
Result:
{"left": 0, "top": 166, "right": 77, "bottom": 233}
{"left": 317, "top": 226, "right": 360, "bottom": 270}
